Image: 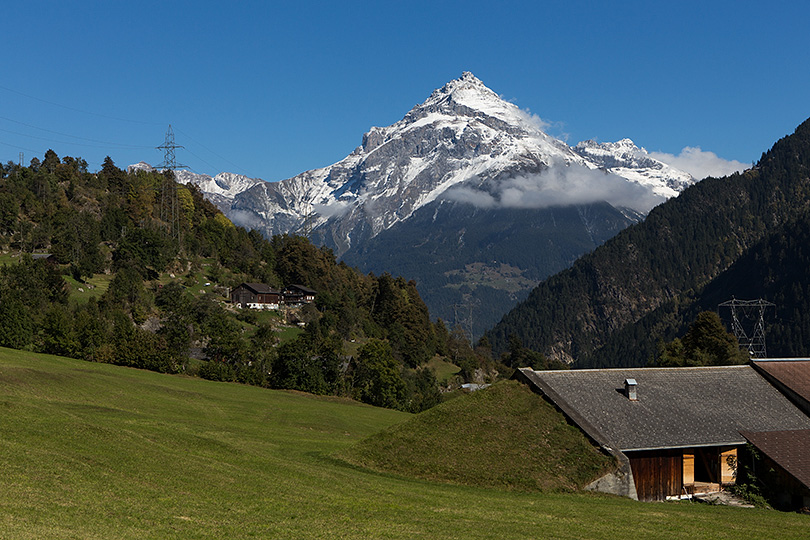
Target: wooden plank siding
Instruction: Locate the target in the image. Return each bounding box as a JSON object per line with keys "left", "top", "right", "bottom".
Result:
{"left": 683, "top": 452, "right": 694, "bottom": 485}
{"left": 626, "top": 450, "right": 683, "bottom": 501}
{"left": 720, "top": 447, "right": 737, "bottom": 484}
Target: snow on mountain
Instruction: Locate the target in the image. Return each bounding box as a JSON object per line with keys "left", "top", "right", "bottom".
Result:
{"left": 174, "top": 170, "right": 264, "bottom": 211}
{"left": 126, "top": 161, "right": 154, "bottom": 174}
{"left": 226, "top": 72, "right": 696, "bottom": 256}
{"left": 176, "top": 170, "right": 264, "bottom": 200}
{"left": 143, "top": 72, "right": 694, "bottom": 256}
{"left": 573, "top": 139, "right": 694, "bottom": 198}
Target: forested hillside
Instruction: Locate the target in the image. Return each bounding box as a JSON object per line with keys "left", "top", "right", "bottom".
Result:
{"left": 588, "top": 209, "right": 810, "bottom": 367}
{"left": 0, "top": 152, "right": 478, "bottom": 411}
{"left": 485, "top": 118, "right": 810, "bottom": 365}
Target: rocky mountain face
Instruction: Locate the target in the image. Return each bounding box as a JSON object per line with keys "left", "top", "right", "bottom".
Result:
{"left": 174, "top": 72, "right": 696, "bottom": 336}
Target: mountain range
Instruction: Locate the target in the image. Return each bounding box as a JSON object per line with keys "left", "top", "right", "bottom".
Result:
{"left": 138, "top": 72, "right": 696, "bottom": 335}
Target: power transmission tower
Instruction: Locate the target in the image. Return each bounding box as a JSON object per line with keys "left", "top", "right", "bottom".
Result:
{"left": 302, "top": 202, "right": 314, "bottom": 238}
{"left": 156, "top": 124, "right": 187, "bottom": 240}
{"left": 718, "top": 298, "right": 776, "bottom": 358}
{"left": 452, "top": 298, "right": 478, "bottom": 344}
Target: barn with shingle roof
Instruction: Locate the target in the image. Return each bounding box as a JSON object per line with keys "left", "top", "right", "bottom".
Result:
{"left": 515, "top": 365, "right": 810, "bottom": 501}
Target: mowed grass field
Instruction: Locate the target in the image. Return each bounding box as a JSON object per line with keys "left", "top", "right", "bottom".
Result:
{"left": 1, "top": 349, "right": 809, "bottom": 539}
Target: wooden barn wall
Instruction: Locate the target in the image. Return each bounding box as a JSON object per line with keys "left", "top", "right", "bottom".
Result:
{"left": 626, "top": 449, "right": 683, "bottom": 501}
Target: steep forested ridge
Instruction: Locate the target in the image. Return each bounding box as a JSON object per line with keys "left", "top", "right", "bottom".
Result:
{"left": 588, "top": 208, "right": 810, "bottom": 367}
{"left": 485, "top": 118, "right": 810, "bottom": 365}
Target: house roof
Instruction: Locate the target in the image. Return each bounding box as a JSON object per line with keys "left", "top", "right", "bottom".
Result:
{"left": 752, "top": 359, "right": 810, "bottom": 413}
{"left": 284, "top": 284, "right": 316, "bottom": 294}
{"left": 739, "top": 429, "right": 810, "bottom": 490}
{"left": 517, "top": 366, "right": 810, "bottom": 452}
{"left": 237, "top": 283, "right": 278, "bottom": 294}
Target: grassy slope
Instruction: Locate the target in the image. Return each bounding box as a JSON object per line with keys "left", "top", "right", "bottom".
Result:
{"left": 1, "top": 349, "right": 808, "bottom": 539}
{"left": 339, "top": 380, "right": 615, "bottom": 492}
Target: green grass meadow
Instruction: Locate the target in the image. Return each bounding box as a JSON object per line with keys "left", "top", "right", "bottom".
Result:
{"left": 1, "top": 348, "right": 808, "bottom": 539}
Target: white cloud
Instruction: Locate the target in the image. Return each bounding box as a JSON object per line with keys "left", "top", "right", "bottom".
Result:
{"left": 510, "top": 105, "right": 570, "bottom": 142}
{"left": 227, "top": 209, "right": 261, "bottom": 229}
{"left": 442, "top": 162, "right": 665, "bottom": 213}
{"left": 513, "top": 107, "right": 550, "bottom": 132}
{"left": 649, "top": 147, "right": 747, "bottom": 179}
{"left": 313, "top": 200, "right": 352, "bottom": 219}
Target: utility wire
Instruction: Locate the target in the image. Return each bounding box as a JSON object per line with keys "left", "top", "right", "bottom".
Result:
{"left": 0, "top": 139, "right": 42, "bottom": 154}
{"left": 0, "top": 84, "right": 163, "bottom": 126}
{"left": 0, "top": 126, "right": 154, "bottom": 151}
{"left": 0, "top": 84, "right": 256, "bottom": 178}
{"left": 0, "top": 116, "right": 153, "bottom": 149}
{"left": 174, "top": 127, "right": 257, "bottom": 178}
{"left": 180, "top": 146, "right": 224, "bottom": 177}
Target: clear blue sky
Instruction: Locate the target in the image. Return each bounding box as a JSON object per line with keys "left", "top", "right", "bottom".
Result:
{"left": 2, "top": 1, "right": 808, "bottom": 182}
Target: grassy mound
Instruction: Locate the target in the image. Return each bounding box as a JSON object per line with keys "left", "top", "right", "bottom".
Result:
{"left": 338, "top": 380, "right": 616, "bottom": 492}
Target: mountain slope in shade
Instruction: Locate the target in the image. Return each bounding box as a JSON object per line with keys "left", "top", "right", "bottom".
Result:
{"left": 582, "top": 208, "right": 810, "bottom": 369}
{"left": 341, "top": 199, "right": 638, "bottom": 337}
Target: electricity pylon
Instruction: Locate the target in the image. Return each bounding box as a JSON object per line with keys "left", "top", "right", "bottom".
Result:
{"left": 156, "top": 125, "right": 187, "bottom": 240}
{"left": 718, "top": 298, "right": 776, "bottom": 358}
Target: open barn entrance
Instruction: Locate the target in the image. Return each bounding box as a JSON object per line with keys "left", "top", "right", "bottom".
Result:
{"left": 682, "top": 446, "right": 737, "bottom": 496}
{"left": 627, "top": 446, "right": 738, "bottom": 501}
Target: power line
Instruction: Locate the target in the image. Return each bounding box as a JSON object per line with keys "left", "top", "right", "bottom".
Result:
{"left": 0, "top": 84, "right": 163, "bottom": 126}
{"left": 0, "top": 139, "right": 43, "bottom": 155}
{"left": 174, "top": 127, "right": 256, "bottom": 178}
{"left": 0, "top": 125, "right": 152, "bottom": 150}
{"left": 0, "top": 115, "right": 153, "bottom": 149}
{"left": 0, "top": 84, "right": 253, "bottom": 178}
{"left": 181, "top": 146, "right": 228, "bottom": 177}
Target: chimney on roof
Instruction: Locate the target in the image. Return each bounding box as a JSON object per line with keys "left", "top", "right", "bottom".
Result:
{"left": 625, "top": 378, "right": 638, "bottom": 401}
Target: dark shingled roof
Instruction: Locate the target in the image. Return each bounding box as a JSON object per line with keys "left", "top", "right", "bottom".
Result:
{"left": 752, "top": 359, "right": 810, "bottom": 414}
{"left": 285, "top": 284, "right": 317, "bottom": 294}
{"left": 740, "top": 429, "right": 810, "bottom": 489}
{"left": 241, "top": 283, "right": 277, "bottom": 294}
{"left": 518, "top": 366, "right": 810, "bottom": 452}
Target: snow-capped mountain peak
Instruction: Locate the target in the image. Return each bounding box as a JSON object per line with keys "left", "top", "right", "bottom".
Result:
{"left": 176, "top": 72, "right": 694, "bottom": 255}
{"left": 416, "top": 71, "right": 527, "bottom": 126}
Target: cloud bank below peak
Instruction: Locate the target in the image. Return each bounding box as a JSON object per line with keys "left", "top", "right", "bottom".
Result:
{"left": 650, "top": 147, "right": 748, "bottom": 180}
{"left": 442, "top": 162, "right": 666, "bottom": 214}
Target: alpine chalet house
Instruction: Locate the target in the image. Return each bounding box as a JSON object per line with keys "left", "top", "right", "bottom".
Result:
{"left": 230, "top": 283, "right": 282, "bottom": 310}
{"left": 515, "top": 365, "right": 810, "bottom": 502}
{"left": 282, "top": 284, "right": 317, "bottom": 306}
